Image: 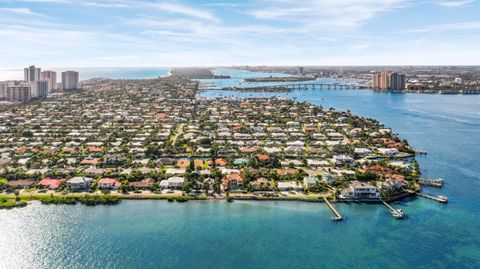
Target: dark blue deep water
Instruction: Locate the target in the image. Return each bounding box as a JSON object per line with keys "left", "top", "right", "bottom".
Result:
{"left": 1, "top": 69, "right": 480, "bottom": 269}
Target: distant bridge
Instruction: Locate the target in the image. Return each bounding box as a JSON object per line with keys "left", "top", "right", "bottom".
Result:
{"left": 235, "top": 83, "right": 369, "bottom": 91}
{"left": 282, "top": 83, "right": 368, "bottom": 90}
{"left": 214, "top": 83, "right": 370, "bottom": 92}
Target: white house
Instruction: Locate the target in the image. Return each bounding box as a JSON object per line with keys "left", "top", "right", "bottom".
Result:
{"left": 161, "top": 177, "right": 185, "bottom": 189}
{"left": 340, "top": 180, "right": 380, "bottom": 199}
{"left": 378, "top": 148, "right": 399, "bottom": 157}
{"left": 277, "top": 181, "right": 303, "bottom": 191}
{"left": 354, "top": 148, "right": 372, "bottom": 156}
{"left": 67, "top": 176, "right": 93, "bottom": 190}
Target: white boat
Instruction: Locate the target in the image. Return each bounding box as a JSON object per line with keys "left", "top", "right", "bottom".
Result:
{"left": 391, "top": 209, "right": 405, "bottom": 219}
{"left": 438, "top": 195, "right": 448, "bottom": 202}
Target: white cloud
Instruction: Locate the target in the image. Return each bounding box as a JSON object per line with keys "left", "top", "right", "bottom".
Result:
{"left": 147, "top": 2, "right": 219, "bottom": 22}
{"left": 403, "top": 21, "right": 480, "bottom": 33}
{"left": 14, "top": 0, "right": 220, "bottom": 21}
{"left": 249, "top": 0, "right": 409, "bottom": 28}
{"left": 0, "top": 7, "right": 42, "bottom": 16}
{"left": 433, "top": 0, "right": 475, "bottom": 7}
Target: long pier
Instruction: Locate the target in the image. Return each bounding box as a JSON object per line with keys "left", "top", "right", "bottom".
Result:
{"left": 416, "top": 192, "right": 448, "bottom": 203}
{"left": 323, "top": 197, "right": 343, "bottom": 221}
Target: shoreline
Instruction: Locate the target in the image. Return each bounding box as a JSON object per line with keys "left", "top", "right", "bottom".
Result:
{"left": 0, "top": 191, "right": 416, "bottom": 209}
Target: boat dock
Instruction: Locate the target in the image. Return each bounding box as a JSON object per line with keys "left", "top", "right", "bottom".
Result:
{"left": 419, "top": 178, "right": 444, "bottom": 187}
{"left": 323, "top": 197, "right": 343, "bottom": 221}
{"left": 415, "top": 150, "right": 428, "bottom": 155}
{"left": 416, "top": 192, "right": 448, "bottom": 203}
{"left": 382, "top": 200, "right": 405, "bottom": 219}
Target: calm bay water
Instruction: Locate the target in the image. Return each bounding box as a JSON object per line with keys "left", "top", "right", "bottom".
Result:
{"left": 1, "top": 69, "right": 480, "bottom": 269}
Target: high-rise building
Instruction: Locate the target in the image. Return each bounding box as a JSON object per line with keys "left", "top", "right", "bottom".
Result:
{"left": 372, "top": 72, "right": 389, "bottom": 90}
{"left": 30, "top": 80, "right": 49, "bottom": 98}
{"left": 372, "top": 71, "right": 405, "bottom": 91}
{"left": 62, "top": 71, "right": 79, "bottom": 90}
{"left": 389, "top": 73, "right": 406, "bottom": 91}
{"left": 40, "top": 71, "right": 57, "bottom": 92}
{"left": 24, "top": 65, "right": 41, "bottom": 82}
{"left": 0, "top": 81, "right": 8, "bottom": 99}
{"left": 299, "top": 67, "right": 304, "bottom": 75}
{"left": 6, "top": 83, "right": 31, "bottom": 102}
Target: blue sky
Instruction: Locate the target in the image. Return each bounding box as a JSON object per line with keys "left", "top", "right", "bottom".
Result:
{"left": 0, "top": 0, "right": 479, "bottom": 68}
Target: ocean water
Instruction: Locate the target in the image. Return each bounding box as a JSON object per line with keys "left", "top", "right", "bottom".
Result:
{"left": 1, "top": 69, "right": 480, "bottom": 269}
{"left": 0, "top": 67, "right": 170, "bottom": 81}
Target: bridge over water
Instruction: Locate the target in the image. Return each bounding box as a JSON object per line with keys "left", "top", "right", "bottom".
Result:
{"left": 209, "top": 83, "right": 370, "bottom": 92}
{"left": 282, "top": 83, "right": 369, "bottom": 90}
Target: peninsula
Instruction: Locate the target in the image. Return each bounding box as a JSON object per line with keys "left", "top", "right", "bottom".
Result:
{"left": 1, "top": 75, "right": 423, "bottom": 209}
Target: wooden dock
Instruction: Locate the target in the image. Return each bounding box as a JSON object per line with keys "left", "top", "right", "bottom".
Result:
{"left": 323, "top": 197, "right": 343, "bottom": 221}
{"left": 416, "top": 192, "right": 448, "bottom": 203}
{"left": 382, "top": 200, "right": 404, "bottom": 219}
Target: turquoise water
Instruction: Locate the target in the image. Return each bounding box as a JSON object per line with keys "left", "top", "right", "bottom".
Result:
{"left": 2, "top": 69, "right": 480, "bottom": 268}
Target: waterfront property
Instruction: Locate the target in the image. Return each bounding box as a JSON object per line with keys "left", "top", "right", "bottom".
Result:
{"left": 0, "top": 75, "right": 423, "bottom": 205}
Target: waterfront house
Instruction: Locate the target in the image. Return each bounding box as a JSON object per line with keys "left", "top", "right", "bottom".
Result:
{"left": 277, "top": 181, "right": 303, "bottom": 191}
{"left": 98, "top": 178, "right": 121, "bottom": 189}
{"left": 224, "top": 173, "right": 244, "bottom": 190}
{"left": 129, "top": 178, "right": 155, "bottom": 190}
{"left": 340, "top": 180, "right": 380, "bottom": 199}
{"left": 377, "top": 178, "right": 407, "bottom": 190}
{"left": 378, "top": 148, "right": 399, "bottom": 157}
{"left": 161, "top": 177, "right": 184, "bottom": 189}
{"left": 67, "top": 176, "right": 93, "bottom": 190}
{"left": 37, "top": 177, "right": 65, "bottom": 190}
{"left": 251, "top": 177, "right": 273, "bottom": 191}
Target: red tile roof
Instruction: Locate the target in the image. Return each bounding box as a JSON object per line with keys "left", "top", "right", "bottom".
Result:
{"left": 37, "top": 178, "right": 65, "bottom": 189}
{"left": 99, "top": 178, "right": 117, "bottom": 185}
